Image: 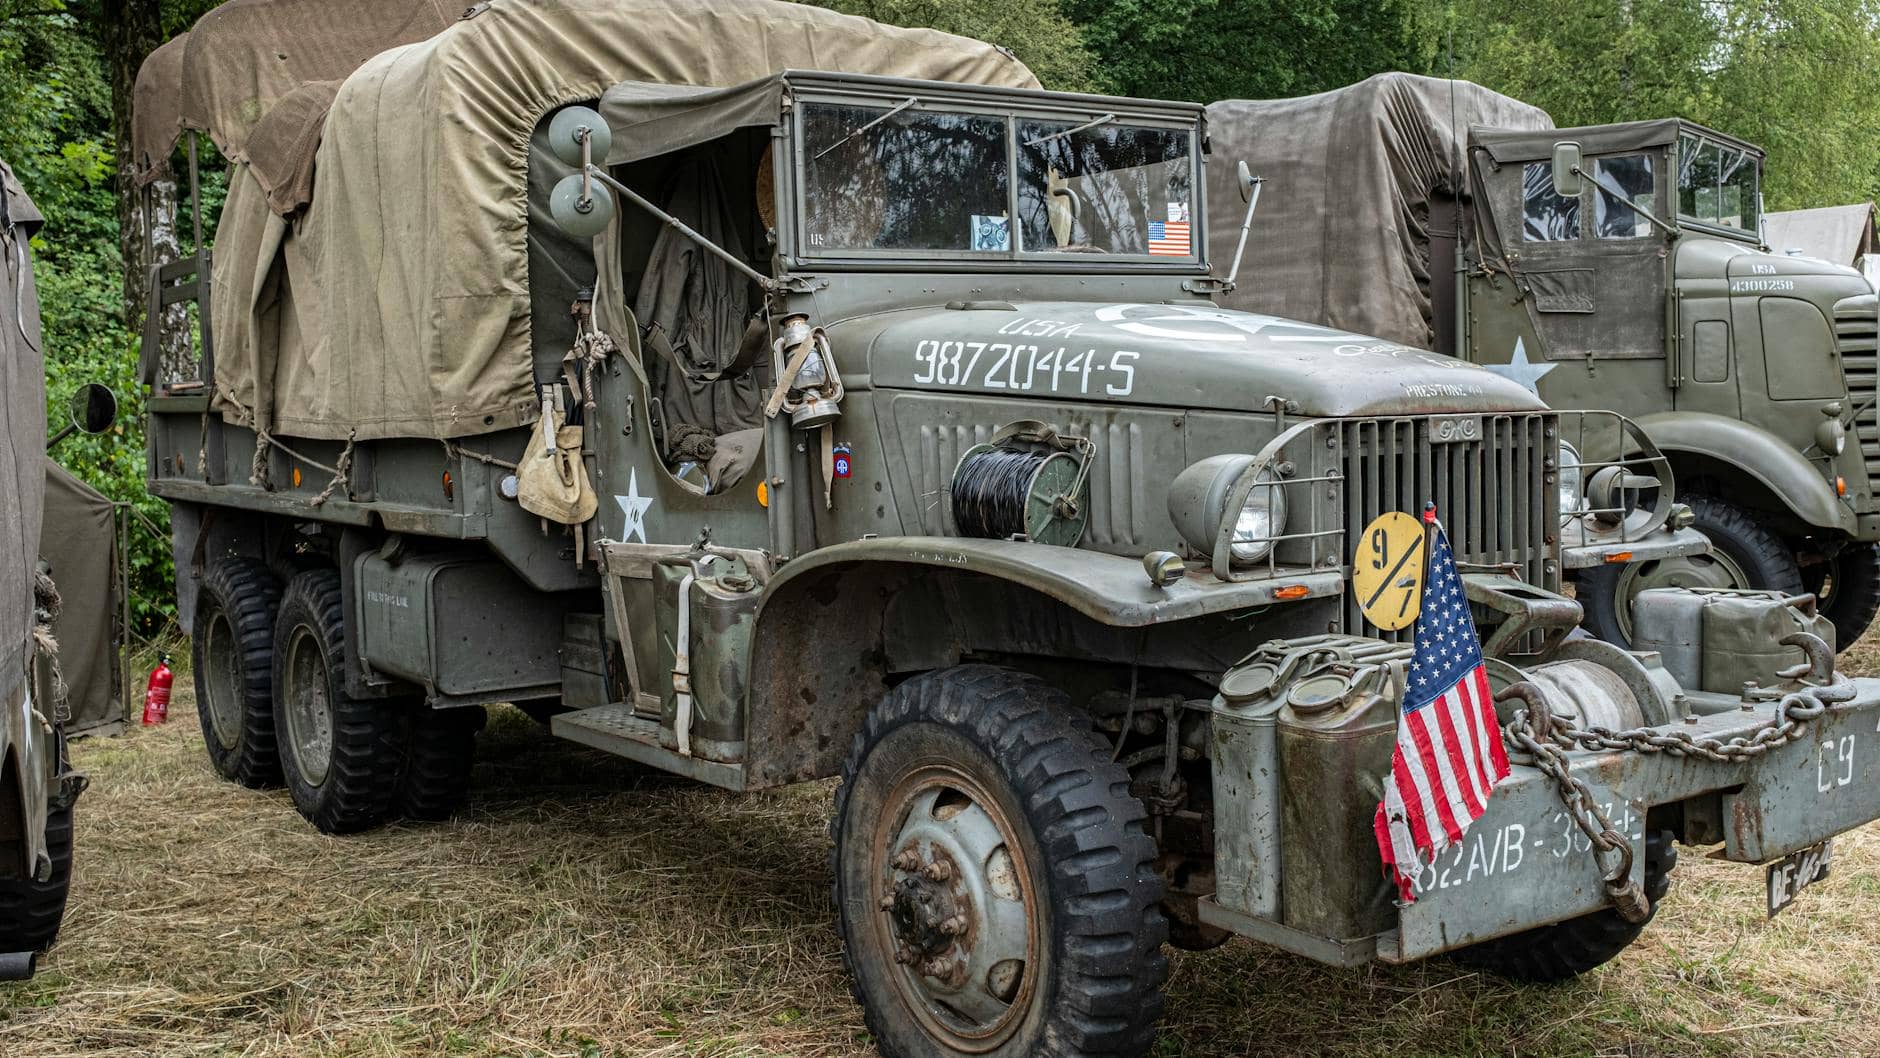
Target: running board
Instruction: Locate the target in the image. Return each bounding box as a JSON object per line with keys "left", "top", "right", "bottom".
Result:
{"left": 550, "top": 704, "right": 747, "bottom": 791}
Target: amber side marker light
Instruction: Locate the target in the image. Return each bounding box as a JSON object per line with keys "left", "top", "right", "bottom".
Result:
{"left": 1274, "top": 584, "right": 1312, "bottom": 600}
{"left": 1837, "top": 476, "right": 1848, "bottom": 497}
{"left": 291, "top": 466, "right": 302, "bottom": 488}
{"left": 1602, "top": 550, "right": 1634, "bottom": 564}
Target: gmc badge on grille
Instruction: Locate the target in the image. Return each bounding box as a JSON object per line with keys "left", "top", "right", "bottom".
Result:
{"left": 1429, "top": 415, "right": 1482, "bottom": 443}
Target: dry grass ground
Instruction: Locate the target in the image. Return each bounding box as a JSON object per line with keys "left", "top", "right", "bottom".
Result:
{"left": 8, "top": 641, "right": 1880, "bottom": 1057}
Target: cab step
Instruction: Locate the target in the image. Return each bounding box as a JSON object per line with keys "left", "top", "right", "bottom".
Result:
{"left": 549, "top": 704, "right": 747, "bottom": 791}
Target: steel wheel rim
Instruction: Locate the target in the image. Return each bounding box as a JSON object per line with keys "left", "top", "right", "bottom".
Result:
{"left": 1614, "top": 549, "right": 1752, "bottom": 642}
{"left": 282, "top": 625, "right": 335, "bottom": 787}
{"left": 202, "top": 611, "right": 242, "bottom": 750}
{"left": 869, "top": 763, "right": 1040, "bottom": 1052}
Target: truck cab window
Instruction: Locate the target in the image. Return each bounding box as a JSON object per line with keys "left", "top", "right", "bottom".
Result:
{"left": 1016, "top": 121, "right": 1196, "bottom": 257}
{"left": 1677, "top": 133, "right": 1759, "bottom": 232}
{"left": 1594, "top": 154, "right": 1655, "bottom": 239}
{"left": 1522, "top": 161, "right": 1580, "bottom": 242}
{"left": 800, "top": 103, "right": 1009, "bottom": 253}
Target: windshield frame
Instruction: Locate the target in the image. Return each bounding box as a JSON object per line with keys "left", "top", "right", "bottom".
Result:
{"left": 780, "top": 77, "right": 1208, "bottom": 275}
{"left": 1672, "top": 122, "right": 1764, "bottom": 245}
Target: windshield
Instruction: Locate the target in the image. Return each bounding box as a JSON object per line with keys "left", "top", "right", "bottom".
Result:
{"left": 796, "top": 99, "right": 1199, "bottom": 263}
{"left": 1677, "top": 132, "right": 1759, "bottom": 233}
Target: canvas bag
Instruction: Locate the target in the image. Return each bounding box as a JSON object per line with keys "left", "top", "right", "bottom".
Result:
{"left": 517, "top": 387, "right": 597, "bottom": 526}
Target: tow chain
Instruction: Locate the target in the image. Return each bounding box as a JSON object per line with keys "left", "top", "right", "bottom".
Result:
{"left": 1495, "top": 632, "right": 1853, "bottom": 924}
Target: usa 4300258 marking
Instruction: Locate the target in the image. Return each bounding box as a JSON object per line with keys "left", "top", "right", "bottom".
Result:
{"left": 912, "top": 339, "right": 1138, "bottom": 396}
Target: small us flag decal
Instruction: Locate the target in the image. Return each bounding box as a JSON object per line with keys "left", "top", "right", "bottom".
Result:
{"left": 1148, "top": 219, "right": 1191, "bottom": 256}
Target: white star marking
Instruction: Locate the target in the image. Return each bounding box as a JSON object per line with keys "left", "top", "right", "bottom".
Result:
{"left": 615, "top": 468, "right": 653, "bottom": 544}
{"left": 1481, "top": 336, "right": 1556, "bottom": 396}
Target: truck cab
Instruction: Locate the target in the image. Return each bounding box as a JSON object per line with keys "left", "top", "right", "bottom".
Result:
{"left": 1462, "top": 120, "right": 1879, "bottom": 646}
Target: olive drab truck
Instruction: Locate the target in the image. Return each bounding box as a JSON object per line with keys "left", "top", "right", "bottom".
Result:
{"left": 0, "top": 158, "right": 87, "bottom": 980}
{"left": 1208, "top": 73, "right": 1880, "bottom": 650}
{"left": 137, "top": 5, "right": 1880, "bottom": 1057}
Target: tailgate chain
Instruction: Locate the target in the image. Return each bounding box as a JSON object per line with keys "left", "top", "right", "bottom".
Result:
{"left": 1495, "top": 632, "right": 1852, "bottom": 923}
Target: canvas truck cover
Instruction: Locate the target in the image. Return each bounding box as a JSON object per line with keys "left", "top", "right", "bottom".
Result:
{"left": 198, "top": 0, "right": 1036, "bottom": 441}
{"left": 1206, "top": 73, "right": 1553, "bottom": 349}
{"left": 1, "top": 159, "right": 45, "bottom": 703}
{"left": 39, "top": 462, "right": 119, "bottom": 735}
{"left": 130, "top": 0, "right": 458, "bottom": 186}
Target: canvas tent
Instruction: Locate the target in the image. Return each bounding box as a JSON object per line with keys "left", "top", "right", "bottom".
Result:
{"left": 136, "top": 0, "right": 1038, "bottom": 445}
{"left": 38, "top": 463, "right": 121, "bottom": 736}
{"left": 1206, "top": 73, "right": 1553, "bottom": 350}
{"left": 1764, "top": 202, "right": 1877, "bottom": 266}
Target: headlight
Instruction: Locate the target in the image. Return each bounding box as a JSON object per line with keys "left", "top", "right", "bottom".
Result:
{"left": 1166, "top": 453, "right": 1293, "bottom": 573}
{"left": 1817, "top": 417, "right": 1847, "bottom": 456}
{"left": 1557, "top": 441, "right": 1585, "bottom": 523}
{"left": 1230, "top": 471, "right": 1289, "bottom": 565}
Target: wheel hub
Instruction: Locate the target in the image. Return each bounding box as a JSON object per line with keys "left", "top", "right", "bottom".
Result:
{"left": 884, "top": 847, "right": 972, "bottom": 984}
{"left": 873, "top": 770, "right": 1037, "bottom": 1050}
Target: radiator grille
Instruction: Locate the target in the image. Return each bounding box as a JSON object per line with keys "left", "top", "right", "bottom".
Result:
{"left": 1838, "top": 303, "right": 1880, "bottom": 485}
{"left": 1339, "top": 415, "right": 1555, "bottom": 640}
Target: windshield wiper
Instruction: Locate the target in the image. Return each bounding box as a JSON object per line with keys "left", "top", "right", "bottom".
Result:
{"left": 813, "top": 97, "right": 919, "bottom": 160}
{"left": 1023, "top": 113, "right": 1115, "bottom": 147}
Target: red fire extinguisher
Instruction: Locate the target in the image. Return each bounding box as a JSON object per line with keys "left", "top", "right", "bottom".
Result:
{"left": 142, "top": 655, "right": 173, "bottom": 725}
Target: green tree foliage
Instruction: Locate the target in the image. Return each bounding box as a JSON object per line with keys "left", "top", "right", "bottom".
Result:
{"left": 809, "top": 0, "right": 1100, "bottom": 90}
{"left": 1451, "top": 0, "right": 1880, "bottom": 208}
{"left": 2, "top": 0, "right": 173, "bottom": 632}
{"left": 1061, "top": 0, "right": 1442, "bottom": 101}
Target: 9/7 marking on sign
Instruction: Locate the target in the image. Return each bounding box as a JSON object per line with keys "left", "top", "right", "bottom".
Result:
{"left": 1352, "top": 511, "right": 1427, "bottom": 632}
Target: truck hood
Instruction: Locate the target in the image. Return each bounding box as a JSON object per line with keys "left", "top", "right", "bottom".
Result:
{"left": 854, "top": 301, "right": 1545, "bottom": 417}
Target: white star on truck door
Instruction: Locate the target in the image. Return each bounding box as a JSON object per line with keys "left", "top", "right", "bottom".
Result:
{"left": 1482, "top": 336, "right": 1555, "bottom": 396}
{"left": 615, "top": 468, "right": 653, "bottom": 544}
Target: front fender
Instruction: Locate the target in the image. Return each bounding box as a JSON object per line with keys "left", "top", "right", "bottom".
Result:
{"left": 760, "top": 537, "right": 1343, "bottom": 628}
{"left": 1634, "top": 412, "right": 1852, "bottom": 533}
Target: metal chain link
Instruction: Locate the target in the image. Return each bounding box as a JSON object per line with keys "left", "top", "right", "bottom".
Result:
{"left": 1494, "top": 632, "right": 1852, "bottom": 924}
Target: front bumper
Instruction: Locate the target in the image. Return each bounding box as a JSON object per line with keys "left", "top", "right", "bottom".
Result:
{"left": 1561, "top": 525, "right": 1711, "bottom": 570}
{"left": 1380, "top": 677, "right": 1880, "bottom": 962}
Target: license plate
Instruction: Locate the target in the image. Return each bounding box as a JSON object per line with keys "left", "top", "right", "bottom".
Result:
{"left": 1766, "top": 839, "right": 1833, "bottom": 918}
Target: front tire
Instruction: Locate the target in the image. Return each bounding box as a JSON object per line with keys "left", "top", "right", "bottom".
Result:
{"left": 272, "top": 569, "right": 406, "bottom": 834}
{"left": 191, "top": 555, "right": 284, "bottom": 787}
{"left": 832, "top": 665, "right": 1168, "bottom": 1058}
{"left": 1804, "top": 543, "right": 1880, "bottom": 650}
{"left": 0, "top": 800, "right": 74, "bottom": 955}
{"left": 1576, "top": 493, "right": 1803, "bottom": 646}
{"left": 1452, "top": 829, "right": 1676, "bottom": 982}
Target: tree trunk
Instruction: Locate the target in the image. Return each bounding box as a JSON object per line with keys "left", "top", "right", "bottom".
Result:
{"left": 102, "top": 0, "right": 167, "bottom": 331}
{"left": 139, "top": 175, "right": 195, "bottom": 383}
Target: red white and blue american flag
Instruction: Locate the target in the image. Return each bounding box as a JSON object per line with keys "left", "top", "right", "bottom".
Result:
{"left": 1372, "top": 514, "right": 1512, "bottom": 902}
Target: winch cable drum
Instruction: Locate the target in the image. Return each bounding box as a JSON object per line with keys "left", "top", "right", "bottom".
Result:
{"left": 949, "top": 421, "right": 1094, "bottom": 548}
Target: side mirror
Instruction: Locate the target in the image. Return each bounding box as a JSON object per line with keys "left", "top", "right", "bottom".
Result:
{"left": 1551, "top": 141, "right": 1584, "bottom": 199}
{"left": 47, "top": 383, "right": 116, "bottom": 452}
{"left": 71, "top": 383, "right": 117, "bottom": 434}
{"left": 1237, "top": 159, "right": 1257, "bottom": 204}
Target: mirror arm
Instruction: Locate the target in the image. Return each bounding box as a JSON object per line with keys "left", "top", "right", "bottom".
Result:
{"left": 1219, "top": 176, "right": 1264, "bottom": 292}
{"left": 45, "top": 423, "right": 76, "bottom": 453}
{"left": 1582, "top": 166, "right": 1677, "bottom": 237}
{"left": 584, "top": 165, "right": 776, "bottom": 292}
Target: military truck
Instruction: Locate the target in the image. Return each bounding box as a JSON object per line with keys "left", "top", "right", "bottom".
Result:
{"left": 0, "top": 158, "right": 91, "bottom": 980}
{"left": 1208, "top": 74, "right": 1880, "bottom": 649}
{"left": 137, "top": 5, "right": 1880, "bottom": 1056}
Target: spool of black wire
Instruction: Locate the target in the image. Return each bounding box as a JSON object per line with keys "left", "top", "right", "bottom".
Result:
{"left": 951, "top": 443, "right": 1089, "bottom": 547}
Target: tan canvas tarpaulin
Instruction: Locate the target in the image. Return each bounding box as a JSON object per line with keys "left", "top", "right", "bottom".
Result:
{"left": 39, "top": 462, "right": 120, "bottom": 736}
{"left": 1206, "top": 73, "right": 1553, "bottom": 349}
{"left": 131, "top": 33, "right": 190, "bottom": 185}
{"left": 213, "top": 0, "right": 1036, "bottom": 441}
{"left": 1, "top": 159, "right": 45, "bottom": 700}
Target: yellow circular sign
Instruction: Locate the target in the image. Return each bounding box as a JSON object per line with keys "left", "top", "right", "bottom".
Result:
{"left": 1352, "top": 511, "right": 1427, "bottom": 632}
